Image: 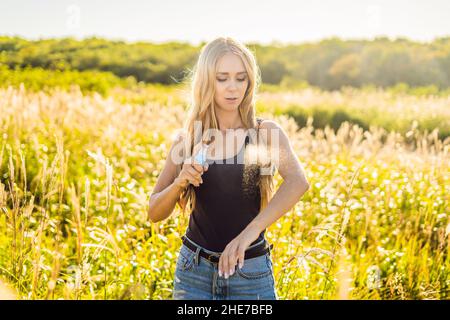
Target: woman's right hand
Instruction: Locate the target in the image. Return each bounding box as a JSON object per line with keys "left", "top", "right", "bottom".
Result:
{"left": 175, "top": 157, "right": 208, "bottom": 189}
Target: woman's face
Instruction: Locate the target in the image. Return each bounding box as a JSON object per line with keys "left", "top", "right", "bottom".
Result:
{"left": 213, "top": 52, "right": 249, "bottom": 112}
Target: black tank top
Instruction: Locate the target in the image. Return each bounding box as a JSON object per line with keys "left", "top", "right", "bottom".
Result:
{"left": 185, "top": 121, "right": 265, "bottom": 252}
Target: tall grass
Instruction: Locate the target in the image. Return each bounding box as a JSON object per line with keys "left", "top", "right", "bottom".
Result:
{"left": 0, "top": 85, "right": 448, "bottom": 299}
{"left": 257, "top": 86, "right": 450, "bottom": 140}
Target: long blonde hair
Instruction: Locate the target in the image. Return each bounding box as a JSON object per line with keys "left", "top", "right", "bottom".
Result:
{"left": 177, "top": 36, "right": 275, "bottom": 215}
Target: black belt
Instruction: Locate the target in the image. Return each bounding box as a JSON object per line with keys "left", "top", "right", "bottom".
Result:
{"left": 181, "top": 235, "right": 273, "bottom": 263}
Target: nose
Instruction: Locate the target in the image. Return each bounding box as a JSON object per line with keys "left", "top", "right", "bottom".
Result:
{"left": 226, "top": 80, "right": 239, "bottom": 91}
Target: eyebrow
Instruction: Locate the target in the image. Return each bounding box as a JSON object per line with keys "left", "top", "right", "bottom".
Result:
{"left": 216, "top": 72, "right": 247, "bottom": 75}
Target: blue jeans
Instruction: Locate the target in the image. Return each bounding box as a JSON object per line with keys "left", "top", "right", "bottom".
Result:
{"left": 172, "top": 235, "right": 278, "bottom": 300}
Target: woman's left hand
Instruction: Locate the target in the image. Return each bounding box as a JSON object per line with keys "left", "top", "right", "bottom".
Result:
{"left": 218, "top": 224, "right": 261, "bottom": 278}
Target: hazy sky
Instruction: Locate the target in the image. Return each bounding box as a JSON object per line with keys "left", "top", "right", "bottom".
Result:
{"left": 1, "top": 0, "right": 449, "bottom": 44}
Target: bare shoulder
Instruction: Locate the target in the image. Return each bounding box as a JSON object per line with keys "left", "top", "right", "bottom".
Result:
{"left": 259, "top": 119, "right": 309, "bottom": 187}
{"left": 259, "top": 119, "right": 282, "bottom": 130}
{"left": 257, "top": 119, "right": 288, "bottom": 146}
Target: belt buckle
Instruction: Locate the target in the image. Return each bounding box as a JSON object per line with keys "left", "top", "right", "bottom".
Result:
{"left": 206, "top": 253, "right": 219, "bottom": 263}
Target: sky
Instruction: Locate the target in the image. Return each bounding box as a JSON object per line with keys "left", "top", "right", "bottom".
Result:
{"left": 1, "top": 0, "right": 449, "bottom": 45}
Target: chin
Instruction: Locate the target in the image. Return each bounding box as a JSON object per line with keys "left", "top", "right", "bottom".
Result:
{"left": 219, "top": 104, "right": 239, "bottom": 112}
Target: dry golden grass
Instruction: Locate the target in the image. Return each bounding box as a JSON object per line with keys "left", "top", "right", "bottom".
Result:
{"left": 257, "top": 86, "right": 450, "bottom": 140}
{"left": 0, "top": 85, "right": 449, "bottom": 299}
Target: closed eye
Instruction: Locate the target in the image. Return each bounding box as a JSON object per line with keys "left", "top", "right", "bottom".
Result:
{"left": 217, "top": 78, "right": 247, "bottom": 82}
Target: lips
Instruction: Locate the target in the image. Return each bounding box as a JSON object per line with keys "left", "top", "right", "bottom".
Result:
{"left": 225, "top": 97, "right": 238, "bottom": 100}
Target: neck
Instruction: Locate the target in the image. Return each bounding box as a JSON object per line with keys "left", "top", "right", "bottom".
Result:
{"left": 215, "top": 108, "right": 243, "bottom": 131}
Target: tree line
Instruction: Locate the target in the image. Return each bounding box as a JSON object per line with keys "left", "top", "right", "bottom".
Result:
{"left": 1, "top": 36, "right": 449, "bottom": 90}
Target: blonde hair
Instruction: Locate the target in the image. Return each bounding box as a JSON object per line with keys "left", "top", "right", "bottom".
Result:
{"left": 177, "top": 36, "right": 275, "bottom": 215}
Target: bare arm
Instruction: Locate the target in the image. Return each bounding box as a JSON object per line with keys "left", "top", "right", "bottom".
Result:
{"left": 148, "top": 180, "right": 185, "bottom": 223}
{"left": 147, "top": 132, "right": 206, "bottom": 223}
{"left": 246, "top": 120, "right": 310, "bottom": 233}
{"left": 147, "top": 133, "right": 185, "bottom": 223}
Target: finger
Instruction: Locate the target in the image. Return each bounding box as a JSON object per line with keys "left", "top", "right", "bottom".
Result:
{"left": 220, "top": 247, "right": 230, "bottom": 278}
{"left": 191, "top": 163, "right": 204, "bottom": 174}
{"left": 228, "top": 247, "right": 238, "bottom": 276}
{"left": 223, "top": 252, "right": 230, "bottom": 279}
{"left": 218, "top": 253, "right": 224, "bottom": 278}
{"left": 225, "top": 245, "right": 238, "bottom": 278}
{"left": 203, "top": 162, "right": 209, "bottom": 172}
{"left": 185, "top": 171, "right": 201, "bottom": 186}
{"left": 186, "top": 167, "right": 202, "bottom": 182}
{"left": 237, "top": 246, "right": 245, "bottom": 269}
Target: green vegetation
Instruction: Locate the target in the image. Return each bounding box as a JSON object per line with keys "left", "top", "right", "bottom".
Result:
{"left": 0, "top": 65, "right": 136, "bottom": 95}
{"left": 1, "top": 36, "right": 450, "bottom": 90}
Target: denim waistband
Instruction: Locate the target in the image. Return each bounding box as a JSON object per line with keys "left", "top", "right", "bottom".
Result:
{"left": 182, "top": 231, "right": 266, "bottom": 256}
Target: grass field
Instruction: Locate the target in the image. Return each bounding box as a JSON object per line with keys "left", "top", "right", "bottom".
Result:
{"left": 0, "top": 84, "right": 449, "bottom": 299}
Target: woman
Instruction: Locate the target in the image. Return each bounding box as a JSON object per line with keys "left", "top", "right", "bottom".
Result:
{"left": 148, "top": 37, "right": 310, "bottom": 300}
